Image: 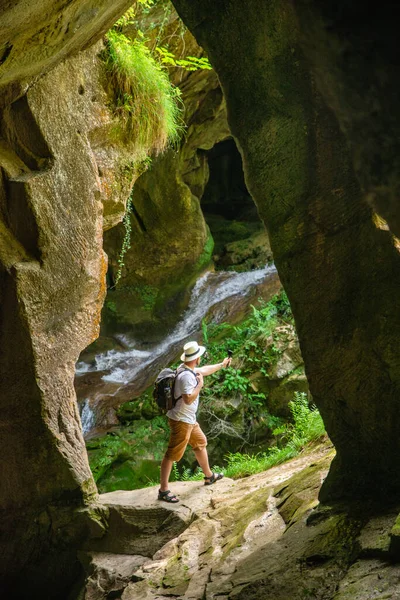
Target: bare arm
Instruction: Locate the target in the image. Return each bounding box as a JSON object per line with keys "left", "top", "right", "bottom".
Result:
{"left": 195, "top": 357, "right": 231, "bottom": 376}
{"left": 182, "top": 372, "right": 204, "bottom": 405}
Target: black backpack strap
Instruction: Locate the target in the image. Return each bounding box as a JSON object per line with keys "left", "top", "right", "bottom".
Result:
{"left": 181, "top": 366, "right": 198, "bottom": 378}
{"left": 171, "top": 366, "right": 185, "bottom": 403}
{"left": 171, "top": 366, "right": 198, "bottom": 404}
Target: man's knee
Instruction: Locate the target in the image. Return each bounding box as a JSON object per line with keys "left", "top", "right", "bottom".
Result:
{"left": 192, "top": 442, "right": 207, "bottom": 452}
{"left": 165, "top": 445, "right": 187, "bottom": 462}
{"left": 189, "top": 425, "right": 207, "bottom": 452}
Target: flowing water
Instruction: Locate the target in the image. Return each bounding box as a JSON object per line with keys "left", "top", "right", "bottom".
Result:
{"left": 75, "top": 265, "right": 279, "bottom": 435}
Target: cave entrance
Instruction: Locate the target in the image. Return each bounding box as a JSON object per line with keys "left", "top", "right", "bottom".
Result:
{"left": 201, "top": 138, "right": 269, "bottom": 271}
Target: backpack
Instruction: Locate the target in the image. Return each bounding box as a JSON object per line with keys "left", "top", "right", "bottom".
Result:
{"left": 153, "top": 366, "right": 196, "bottom": 413}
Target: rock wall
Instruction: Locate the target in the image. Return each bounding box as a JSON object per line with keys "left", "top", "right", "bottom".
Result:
{"left": 293, "top": 2, "right": 400, "bottom": 240}
{"left": 172, "top": 0, "right": 400, "bottom": 502}
{"left": 102, "top": 7, "right": 231, "bottom": 336}
{"left": 0, "top": 24, "right": 139, "bottom": 600}
{"left": 0, "top": 0, "right": 133, "bottom": 92}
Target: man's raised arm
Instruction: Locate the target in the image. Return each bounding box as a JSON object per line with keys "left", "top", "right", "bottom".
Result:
{"left": 195, "top": 357, "right": 231, "bottom": 376}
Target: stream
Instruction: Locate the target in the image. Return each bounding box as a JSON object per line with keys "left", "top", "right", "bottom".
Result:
{"left": 75, "top": 265, "right": 279, "bottom": 436}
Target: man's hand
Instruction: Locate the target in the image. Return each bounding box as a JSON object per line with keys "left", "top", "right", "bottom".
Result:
{"left": 196, "top": 372, "right": 204, "bottom": 389}
{"left": 221, "top": 357, "right": 232, "bottom": 368}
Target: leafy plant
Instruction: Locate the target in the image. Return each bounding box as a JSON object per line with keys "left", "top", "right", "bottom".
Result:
{"left": 156, "top": 46, "right": 212, "bottom": 71}
{"left": 273, "top": 392, "right": 325, "bottom": 452}
{"left": 201, "top": 318, "right": 209, "bottom": 345}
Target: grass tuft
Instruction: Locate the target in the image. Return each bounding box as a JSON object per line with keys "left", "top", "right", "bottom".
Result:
{"left": 102, "top": 29, "right": 183, "bottom": 159}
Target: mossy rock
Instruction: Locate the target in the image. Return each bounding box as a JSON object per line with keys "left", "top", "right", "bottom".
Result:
{"left": 117, "top": 391, "right": 160, "bottom": 422}
{"left": 96, "top": 458, "right": 161, "bottom": 493}
{"left": 213, "top": 487, "right": 270, "bottom": 556}
{"left": 86, "top": 418, "right": 169, "bottom": 492}
{"left": 102, "top": 228, "right": 214, "bottom": 338}
{"left": 219, "top": 229, "right": 273, "bottom": 271}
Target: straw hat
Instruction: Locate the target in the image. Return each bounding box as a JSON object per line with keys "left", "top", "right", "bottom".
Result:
{"left": 180, "top": 341, "right": 206, "bottom": 363}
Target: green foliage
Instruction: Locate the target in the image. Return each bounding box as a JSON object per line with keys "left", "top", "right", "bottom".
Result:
{"left": 114, "top": 2, "right": 156, "bottom": 28}
{"left": 199, "top": 291, "right": 295, "bottom": 417}
{"left": 90, "top": 291, "right": 320, "bottom": 491}
{"left": 201, "top": 319, "right": 209, "bottom": 345}
{"left": 213, "top": 369, "right": 249, "bottom": 395}
{"left": 273, "top": 392, "right": 325, "bottom": 452}
{"left": 102, "top": 29, "right": 183, "bottom": 158}
{"left": 86, "top": 416, "right": 169, "bottom": 491}
{"left": 156, "top": 46, "right": 212, "bottom": 71}
{"left": 118, "top": 2, "right": 212, "bottom": 73}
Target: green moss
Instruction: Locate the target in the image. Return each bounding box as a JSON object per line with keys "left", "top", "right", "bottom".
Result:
{"left": 391, "top": 514, "right": 400, "bottom": 537}
{"left": 86, "top": 416, "right": 169, "bottom": 492}
{"left": 97, "top": 458, "right": 161, "bottom": 492}
{"left": 217, "top": 488, "right": 269, "bottom": 556}
{"left": 304, "top": 512, "right": 362, "bottom": 565}
{"left": 205, "top": 214, "right": 262, "bottom": 257}
{"left": 118, "top": 283, "right": 159, "bottom": 312}
{"left": 80, "top": 477, "right": 98, "bottom": 502}
{"left": 118, "top": 388, "right": 159, "bottom": 421}
{"left": 192, "top": 225, "right": 214, "bottom": 274}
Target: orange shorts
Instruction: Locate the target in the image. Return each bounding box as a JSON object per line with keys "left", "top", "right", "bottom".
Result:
{"left": 164, "top": 418, "right": 207, "bottom": 462}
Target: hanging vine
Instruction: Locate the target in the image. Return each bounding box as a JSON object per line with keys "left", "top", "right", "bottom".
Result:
{"left": 114, "top": 195, "right": 133, "bottom": 287}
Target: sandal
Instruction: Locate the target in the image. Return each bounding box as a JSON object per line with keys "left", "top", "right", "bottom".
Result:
{"left": 204, "top": 472, "right": 224, "bottom": 486}
{"left": 158, "top": 489, "right": 179, "bottom": 503}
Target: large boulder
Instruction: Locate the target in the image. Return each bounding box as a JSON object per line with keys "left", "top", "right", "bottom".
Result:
{"left": 172, "top": 0, "right": 400, "bottom": 503}
{"left": 77, "top": 440, "right": 400, "bottom": 599}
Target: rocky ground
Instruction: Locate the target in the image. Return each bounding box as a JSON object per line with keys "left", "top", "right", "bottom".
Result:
{"left": 74, "top": 438, "right": 400, "bottom": 599}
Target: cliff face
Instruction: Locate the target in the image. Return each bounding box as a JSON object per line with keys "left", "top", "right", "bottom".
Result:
{"left": 172, "top": 0, "right": 400, "bottom": 503}
{"left": 0, "top": 0, "right": 133, "bottom": 93}
{"left": 102, "top": 7, "right": 231, "bottom": 336}
{"left": 0, "top": 4, "right": 139, "bottom": 595}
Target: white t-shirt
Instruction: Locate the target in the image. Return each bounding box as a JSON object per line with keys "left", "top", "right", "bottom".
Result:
{"left": 166, "top": 366, "right": 199, "bottom": 425}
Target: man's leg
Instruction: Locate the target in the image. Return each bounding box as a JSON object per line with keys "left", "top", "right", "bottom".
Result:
{"left": 193, "top": 447, "right": 212, "bottom": 478}
{"left": 190, "top": 423, "right": 213, "bottom": 478}
{"left": 160, "top": 419, "right": 191, "bottom": 494}
{"left": 160, "top": 457, "right": 174, "bottom": 492}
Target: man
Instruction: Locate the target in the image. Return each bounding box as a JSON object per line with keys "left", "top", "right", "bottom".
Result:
{"left": 158, "top": 340, "right": 231, "bottom": 503}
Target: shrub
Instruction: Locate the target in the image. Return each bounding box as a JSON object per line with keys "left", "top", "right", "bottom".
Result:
{"left": 273, "top": 391, "right": 326, "bottom": 452}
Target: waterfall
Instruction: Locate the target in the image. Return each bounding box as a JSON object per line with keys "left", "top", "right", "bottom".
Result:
{"left": 76, "top": 265, "right": 277, "bottom": 386}
{"left": 75, "top": 264, "right": 278, "bottom": 436}
{"left": 80, "top": 399, "right": 95, "bottom": 435}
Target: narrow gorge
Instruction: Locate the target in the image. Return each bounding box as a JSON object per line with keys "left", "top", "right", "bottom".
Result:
{"left": 1, "top": 1, "right": 400, "bottom": 599}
